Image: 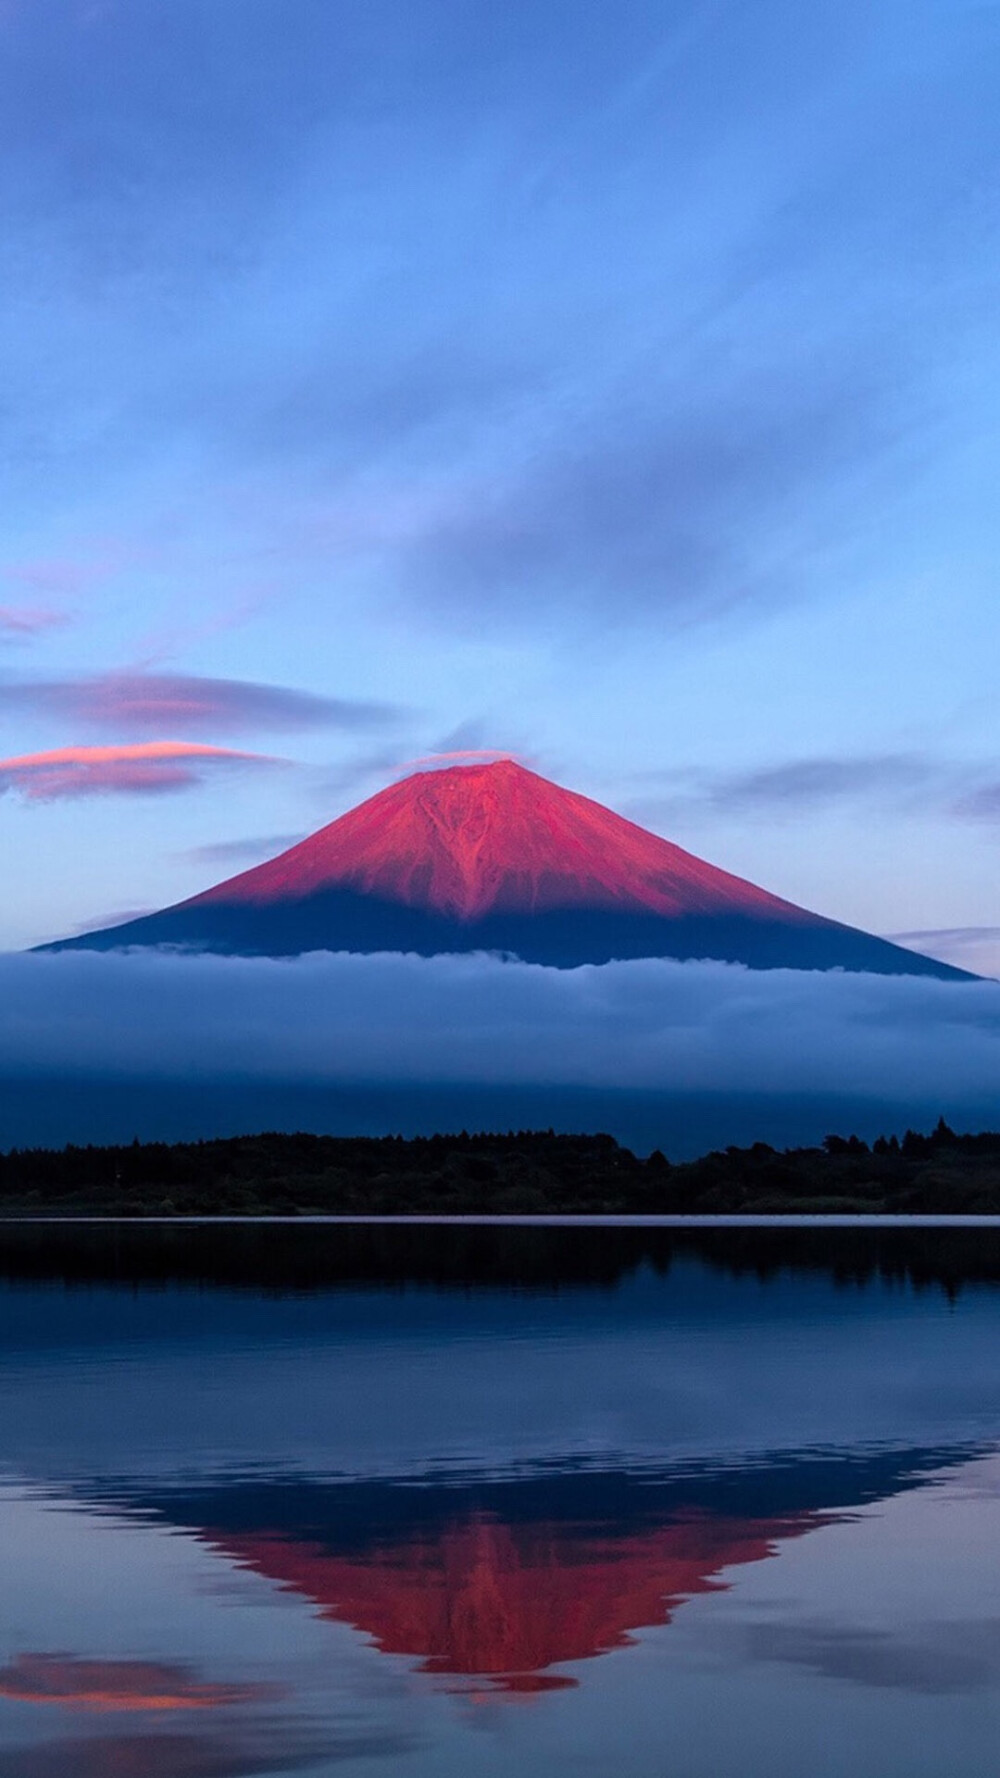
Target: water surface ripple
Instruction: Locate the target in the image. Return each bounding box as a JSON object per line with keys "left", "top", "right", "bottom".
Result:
{"left": 1, "top": 1225, "right": 998, "bottom": 1777}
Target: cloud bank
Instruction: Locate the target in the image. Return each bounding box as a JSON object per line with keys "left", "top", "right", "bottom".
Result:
{"left": 3, "top": 950, "right": 999, "bottom": 1121}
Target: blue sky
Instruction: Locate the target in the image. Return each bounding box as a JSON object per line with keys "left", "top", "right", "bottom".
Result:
{"left": 1, "top": 0, "right": 998, "bottom": 956}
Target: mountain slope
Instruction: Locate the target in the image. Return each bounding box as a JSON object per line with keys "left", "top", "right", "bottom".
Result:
{"left": 42, "top": 759, "right": 971, "bottom": 977}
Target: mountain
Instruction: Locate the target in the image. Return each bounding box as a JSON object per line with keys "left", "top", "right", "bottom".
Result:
{"left": 42, "top": 758, "right": 969, "bottom": 976}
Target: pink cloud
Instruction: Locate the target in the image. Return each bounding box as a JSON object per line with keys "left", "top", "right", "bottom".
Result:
{"left": 4, "top": 672, "right": 397, "bottom": 736}
{"left": 0, "top": 742, "right": 279, "bottom": 801}
{"left": 400, "top": 750, "right": 519, "bottom": 770}
{"left": 2, "top": 541, "right": 133, "bottom": 600}
{"left": 0, "top": 606, "right": 68, "bottom": 638}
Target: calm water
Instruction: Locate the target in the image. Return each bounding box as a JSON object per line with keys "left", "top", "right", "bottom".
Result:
{"left": 1, "top": 1223, "right": 999, "bottom": 1778}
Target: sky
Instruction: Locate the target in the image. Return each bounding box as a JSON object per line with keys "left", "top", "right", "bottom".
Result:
{"left": 1, "top": 0, "right": 999, "bottom": 960}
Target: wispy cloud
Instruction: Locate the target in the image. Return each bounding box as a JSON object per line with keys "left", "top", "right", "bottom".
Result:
{"left": 890, "top": 928, "right": 1000, "bottom": 982}
{"left": 179, "top": 833, "right": 306, "bottom": 868}
{"left": 625, "top": 754, "right": 971, "bottom": 828}
{"left": 401, "top": 749, "right": 519, "bottom": 771}
{"left": 951, "top": 784, "right": 1000, "bottom": 822}
{"left": 71, "top": 905, "right": 156, "bottom": 934}
{"left": 1, "top": 672, "right": 401, "bottom": 737}
{"left": 313, "top": 746, "right": 418, "bottom": 800}
{"left": 0, "top": 741, "right": 279, "bottom": 800}
{"left": 2, "top": 543, "right": 133, "bottom": 599}
{"left": 702, "top": 756, "right": 932, "bottom": 813}
{"left": 1, "top": 0, "right": 996, "bottom": 655}
{"left": 397, "top": 366, "right": 892, "bottom": 632}
{"left": 0, "top": 605, "right": 68, "bottom": 639}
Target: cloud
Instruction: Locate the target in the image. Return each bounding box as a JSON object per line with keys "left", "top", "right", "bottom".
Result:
{"left": 582, "top": 761, "right": 988, "bottom": 837}
{"left": 401, "top": 749, "right": 519, "bottom": 771}
{"left": 952, "top": 784, "right": 1000, "bottom": 822}
{"left": 0, "top": 605, "right": 68, "bottom": 639}
{"left": 397, "top": 368, "right": 889, "bottom": 630}
{"left": 179, "top": 834, "right": 307, "bottom": 868}
{"left": 1, "top": 672, "right": 400, "bottom": 737}
{"left": 0, "top": 1654, "right": 274, "bottom": 1713}
{"left": 2, "top": 951, "right": 999, "bottom": 1117}
{"left": 695, "top": 756, "right": 933, "bottom": 814}
{"left": 71, "top": 906, "right": 157, "bottom": 934}
{"left": 624, "top": 753, "right": 997, "bottom": 829}
{"left": 0, "top": 742, "right": 279, "bottom": 800}
{"left": 313, "top": 747, "right": 419, "bottom": 800}
{"left": 1, "top": 0, "right": 996, "bottom": 654}
{"left": 431, "top": 718, "right": 494, "bottom": 755}
{"left": 2, "top": 548, "right": 127, "bottom": 598}
{"left": 890, "top": 928, "right": 1000, "bottom": 982}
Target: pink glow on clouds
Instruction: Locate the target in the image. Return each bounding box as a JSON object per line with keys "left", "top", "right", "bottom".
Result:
{"left": 0, "top": 605, "right": 68, "bottom": 638}
{"left": 2, "top": 538, "right": 136, "bottom": 600}
{"left": 400, "top": 749, "right": 521, "bottom": 771}
{"left": 5, "top": 671, "right": 391, "bottom": 736}
{"left": 0, "top": 741, "right": 278, "bottom": 801}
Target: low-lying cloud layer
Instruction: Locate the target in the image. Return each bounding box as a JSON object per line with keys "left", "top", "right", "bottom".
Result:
{"left": 3, "top": 950, "right": 999, "bottom": 1119}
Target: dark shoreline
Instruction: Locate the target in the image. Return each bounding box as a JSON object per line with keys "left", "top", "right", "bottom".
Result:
{"left": 3, "top": 1119, "right": 1000, "bottom": 1218}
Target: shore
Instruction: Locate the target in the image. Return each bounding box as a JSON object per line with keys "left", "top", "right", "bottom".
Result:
{"left": 2, "top": 1120, "right": 1000, "bottom": 1217}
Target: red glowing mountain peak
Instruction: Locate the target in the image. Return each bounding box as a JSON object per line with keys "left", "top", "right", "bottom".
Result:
{"left": 191, "top": 757, "right": 801, "bottom": 924}
{"left": 48, "top": 755, "right": 972, "bottom": 975}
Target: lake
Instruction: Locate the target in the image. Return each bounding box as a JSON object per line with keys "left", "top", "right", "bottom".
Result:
{"left": 0, "top": 1222, "right": 998, "bottom": 1777}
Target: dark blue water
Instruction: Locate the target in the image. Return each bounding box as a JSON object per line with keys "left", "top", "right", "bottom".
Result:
{"left": 0, "top": 1224, "right": 998, "bottom": 1776}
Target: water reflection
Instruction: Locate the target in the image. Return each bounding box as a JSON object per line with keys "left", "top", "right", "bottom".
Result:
{"left": 118, "top": 1454, "right": 964, "bottom": 1695}
{"left": 209, "top": 1504, "right": 797, "bottom": 1693}
{"left": 2, "top": 1226, "right": 1000, "bottom": 1777}
{"left": 0, "top": 1734, "right": 324, "bottom": 1778}
{"left": 4, "top": 1219, "right": 1000, "bottom": 1295}
{"left": 0, "top": 1655, "right": 276, "bottom": 1713}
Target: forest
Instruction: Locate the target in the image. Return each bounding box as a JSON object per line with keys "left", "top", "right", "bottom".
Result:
{"left": 2, "top": 1117, "right": 999, "bottom": 1216}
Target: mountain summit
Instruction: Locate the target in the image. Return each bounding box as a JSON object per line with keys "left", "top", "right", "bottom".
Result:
{"left": 44, "top": 758, "right": 967, "bottom": 976}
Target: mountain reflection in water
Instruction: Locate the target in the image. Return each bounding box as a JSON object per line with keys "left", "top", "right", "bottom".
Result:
{"left": 2, "top": 1224, "right": 1000, "bottom": 1777}
{"left": 115, "top": 1452, "right": 966, "bottom": 1695}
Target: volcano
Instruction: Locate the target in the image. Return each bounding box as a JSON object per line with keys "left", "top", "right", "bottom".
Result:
{"left": 44, "top": 758, "right": 967, "bottom": 976}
